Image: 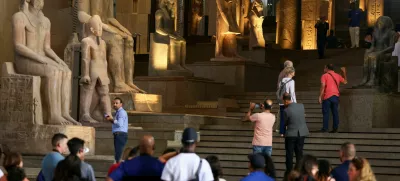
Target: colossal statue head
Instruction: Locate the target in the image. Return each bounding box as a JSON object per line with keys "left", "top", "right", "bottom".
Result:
{"left": 88, "top": 15, "right": 103, "bottom": 37}
{"left": 159, "top": 0, "right": 175, "bottom": 12}
{"left": 375, "top": 16, "right": 394, "bottom": 32}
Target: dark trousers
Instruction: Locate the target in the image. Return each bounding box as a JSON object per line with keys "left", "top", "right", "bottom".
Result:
{"left": 322, "top": 96, "right": 339, "bottom": 131}
{"left": 317, "top": 37, "right": 326, "bottom": 58}
{"left": 113, "top": 132, "right": 128, "bottom": 162}
{"left": 279, "top": 105, "right": 286, "bottom": 134}
{"left": 285, "top": 136, "right": 305, "bottom": 172}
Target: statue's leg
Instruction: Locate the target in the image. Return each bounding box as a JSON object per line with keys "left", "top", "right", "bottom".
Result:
{"left": 180, "top": 41, "right": 190, "bottom": 71}
{"left": 358, "top": 53, "right": 370, "bottom": 86}
{"left": 169, "top": 40, "right": 182, "bottom": 69}
{"left": 365, "top": 56, "right": 377, "bottom": 86}
{"left": 60, "top": 68, "right": 80, "bottom": 125}
{"left": 105, "top": 34, "right": 136, "bottom": 93}
{"left": 79, "top": 80, "right": 98, "bottom": 123}
{"left": 97, "top": 84, "right": 112, "bottom": 118}
{"left": 124, "top": 36, "right": 145, "bottom": 93}
{"left": 215, "top": 33, "right": 225, "bottom": 58}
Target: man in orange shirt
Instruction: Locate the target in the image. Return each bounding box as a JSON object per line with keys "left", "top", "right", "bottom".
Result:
{"left": 243, "top": 99, "right": 276, "bottom": 156}
{"left": 319, "top": 64, "right": 347, "bottom": 133}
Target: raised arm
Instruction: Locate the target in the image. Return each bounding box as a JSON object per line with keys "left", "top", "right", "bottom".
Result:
{"left": 107, "top": 18, "right": 132, "bottom": 36}
{"left": 43, "top": 18, "right": 67, "bottom": 67}
{"left": 12, "top": 13, "right": 46, "bottom": 64}
{"left": 80, "top": 39, "right": 91, "bottom": 84}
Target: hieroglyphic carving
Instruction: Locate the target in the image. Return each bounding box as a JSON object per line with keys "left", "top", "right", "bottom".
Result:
{"left": 276, "top": 0, "right": 280, "bottom": 44}
{"left": 302, "top": 20, "right": 317, "bottom": 50}
{"left": 0, "top": 76, "right": 43, "bottom": 125}
{"left": 278, "top": 0, "right": 299, "bottom": 49}
{"left": 301, "top": 0, "right": 319, "bottom": 50}
{"left": 367, "top": 0, "right": 384, "bottom": 27}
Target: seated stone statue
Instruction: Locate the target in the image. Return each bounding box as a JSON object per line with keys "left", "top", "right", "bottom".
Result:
{"left": 12, "top": 0, "right": 79, "bottom": 125}
{"left": 357, "top": 16, "right": 399, "bottom": 92}
{"left": 79, "top": 15, "right": 113, "bottom": 123}
{"left": 77, "top": 0, "right": 145, "bottom": 93}
{"left": 149, "top": 0, "right": 193, "bottom": 76}
{"left": 248, "top": 0, "right": 266, "bottom": 50}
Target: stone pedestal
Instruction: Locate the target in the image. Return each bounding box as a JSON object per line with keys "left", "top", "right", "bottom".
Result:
{"left": 238, "top": 48, "right": 266, "bottom": 64}
{"left": 109, "top": 93, "right": 162, "bottom": 112}
{"left": 339, "top": 89, "right": 400, "bottom": 131}
{"left": 134, "top": 76, "right": 224, "bottom": 108}
{"left": 187, "top": 61, "right": 278, "bottom": 93}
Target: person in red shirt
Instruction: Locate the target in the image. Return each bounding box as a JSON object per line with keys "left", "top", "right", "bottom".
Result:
{"left": 319, "top": 64, "right": 347, "bottom": 133}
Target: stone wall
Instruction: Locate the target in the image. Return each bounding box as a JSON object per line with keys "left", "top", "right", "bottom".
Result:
{"left": 0, "top": 0, "right": 73, "bottom": 75}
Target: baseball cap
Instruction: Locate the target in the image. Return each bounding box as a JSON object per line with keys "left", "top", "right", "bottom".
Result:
{"left": 248, "top": 153, "right": 266, "bottom": 169}
{"left": 181, "top": 127, "right": 198, "bottom": 144}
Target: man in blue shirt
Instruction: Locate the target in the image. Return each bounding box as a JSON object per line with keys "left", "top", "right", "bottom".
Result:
{"left": 41, "top": 133, "right": 68, "bottom": 181}
{"left": 107, "top": 135, "right": 165, "bottom": 181}
{"left": 331, "top": 142, "right": 356, "bottom": 181}
{"left": 241, "top": 153, "right": 273, "bottom": 181}
{"left": 106, "top": 97, "right": 129, "bottom": 163}
{"left": 348, "top": 2, "right": 363, "bottom": 48}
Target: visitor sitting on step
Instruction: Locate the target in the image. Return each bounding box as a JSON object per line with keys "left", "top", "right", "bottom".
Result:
{"left": 364, "top": 28, "right": 373, "bottom": 49}
{"left": 326, "top": 30, "right": 338, "bottom": 49}
{"left": 318, "top": 64, "right": 347, "bottom": 133}
{"left": 243, "top": 99, "right": 275, "bottom": 157}
{"left": 331, "top": 142, "right": 356, "bottom": 181}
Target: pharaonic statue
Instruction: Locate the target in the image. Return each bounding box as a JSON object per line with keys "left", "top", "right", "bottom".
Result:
{"left": 215, "top": 0, "right": 241, "bottom": 59}
{"left": 357, "top": 16, "right": 399, "bottom": 91}
{"left": 149, "top": 0, "right": 192, "bottom": 76}
{"left": 12, "top": 0, "right": 79, "bottom": 125}
{"left": 77, "top": 0, "right": 145, "bottom": 93}
{"left": 239, "top": 0, "right": 251, "bottom": 35}
{"left": 79, "top": 15, "right": 112, "bottom": 123}
{"left": 248, "top": 0, "right": 265, "bottom": 49}
{"left": 191, "top": 0, "right": 203, "bottom": 35}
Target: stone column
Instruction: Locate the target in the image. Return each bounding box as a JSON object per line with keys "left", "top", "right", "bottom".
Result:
{"left": 276, "top": 0, "right": 280, "bottom": 44}
{"left": 278, "top": 0, "right": 300, "bottom": 49}
{"left": 328, "top": 0, "right": 335, "bottom": 31}
{"left": 175, "top": 0, "right": 185, "bottom": 36}
{"left": 301, "top": 0, "right": 319, "bottom": 50}
{"left": 367, "top": 0, "right": 384, "bottom": 27}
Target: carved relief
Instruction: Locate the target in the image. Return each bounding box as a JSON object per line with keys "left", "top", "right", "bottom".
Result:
{"left": 301, "top": 0, "right": 319, "bottom": 50}
{"left": 367, "top": 0, "right": 384, "bottom": 27}
{"left": 278, "top": 0, "right": 299, "bottom": 49}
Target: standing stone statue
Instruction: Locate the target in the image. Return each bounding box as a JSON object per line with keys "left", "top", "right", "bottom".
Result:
{"left": 215, "top": 0, "right": 241, "bottom": 59}
{"left": 79, "top": 15, "right": 113, "bottom": 123}
{"left": 77, "top": 0, "right": 145, "bottom": 93}
{"left": 248, "top": 0, "right": 265, "bottom": 49}
{"left": 357, "top": 16, "right": 399, "bottom": 91}
{"left": 12, "top": 0, "right": 79, "bottom": 125}
{"left": 149, "top": 0, "right": 192, "bottom": 76}
{"left": 191, "top": 0, "right": 203, "bottom": 35}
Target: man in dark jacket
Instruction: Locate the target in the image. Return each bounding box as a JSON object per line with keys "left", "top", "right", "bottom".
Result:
{"left": 283, "top": 93, "right": 310, "bottom": 175}
{"left": 315, "top": 16, "right": 329, "bottom": 59}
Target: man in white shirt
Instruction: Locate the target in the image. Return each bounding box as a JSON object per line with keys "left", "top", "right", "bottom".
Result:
{"left": 161, "top": 128, "right": 214, "bottom": 181}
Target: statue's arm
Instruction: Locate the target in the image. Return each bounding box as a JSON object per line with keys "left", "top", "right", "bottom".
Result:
{"left": 43, "top": 19, "right": 65, "bottom": 66}
{"left": 155, "top": 12, "right": 169, "bottom": 36}
{"left": 216, "top": 0, "right": 230, "bottom": 26}
{"left": 107, "top": 18, "right": 132, "bottom": 36}
{"left": 81, "top": 39, "right": 91, "bottom": 78}
{"left": 77, "top": 0, "right": 91, "bottom": 23}
{"left": 12, "top": 13, "right": 46, "bottom": 64}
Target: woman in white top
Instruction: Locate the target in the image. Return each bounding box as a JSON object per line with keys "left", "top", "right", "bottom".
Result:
{"left": 278, "top": 67, "right": 296, "bottom": 137}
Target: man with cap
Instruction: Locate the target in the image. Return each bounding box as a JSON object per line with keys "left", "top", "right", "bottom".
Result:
{"left": 241, "top": 153, "right": 274, "bottom": 181}
{"left": 161, "top": 127, "right": 214, "bottom": 181}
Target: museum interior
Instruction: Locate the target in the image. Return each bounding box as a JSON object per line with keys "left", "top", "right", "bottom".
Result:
{"left": 0, "top": 0, "right": 400, "bottom": 180}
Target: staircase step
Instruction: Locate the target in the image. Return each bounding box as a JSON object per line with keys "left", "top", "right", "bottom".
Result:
{"left": 237, "top": 99, "right": 319, "bottom": 104}
{"left": 238, "top": 108, "right": 322, "bottom": 113}
{"left": 238, "top": 103, "right": 322, "bottom": 109}
{"left": 225, "top": 91, "right": 320, "bottom": 97}
{"left": 225, "top": 112, "right": 322, "bottom": 118}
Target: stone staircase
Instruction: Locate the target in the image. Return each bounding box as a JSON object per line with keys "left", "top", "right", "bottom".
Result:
{"left": 195, "top": 91, "right": 400, "bottom": 181}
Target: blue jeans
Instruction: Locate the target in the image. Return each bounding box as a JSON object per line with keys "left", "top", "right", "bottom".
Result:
{"left": 322, "top": 96, "right": 339, "bottom": 130}
{"left": 253, "top": 146, "right": 272, "bottom": 156}
{"left": 279, "top": 105, "right": 286, "bottom": 134}
{"left": 113, "top": 132, "right": 128, "bottom": 162}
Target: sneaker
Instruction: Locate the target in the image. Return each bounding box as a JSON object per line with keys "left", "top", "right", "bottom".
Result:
{"left": 329, "top": 129, "right": 338, "bottom": 133}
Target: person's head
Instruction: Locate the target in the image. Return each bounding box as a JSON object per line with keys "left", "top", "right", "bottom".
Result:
{"left": 284, "top": 60, "right": 293, "bottom": 68}
{"left": 324, "top": 64, "right": 334, "bottom": 73}
{"left": 181, "top": 127, "right": 198, "bottom": 152}
{"left": 282, "top": 93, "right": 292, "bottom": 107}
{"left": 128, "top": 146, "right": 140, "bottom": 159}
{"left": 285, "top": 67, "right": 295, "bottom": 78}
{"left": 113, "top": 97, "right": 123, "bottom": 111}
{"left": 53, "top": 155, "right": 82, "bottom": 181}
{"left": 263, "top": 154, "right": 276, "bottom": 179}
{"left": 350, "top": 2, "right": 355, "bottom": 10}
{"left": 88, "top": 15, "right": 103, "bottom": 37}
{"left": 317, "top": 160, "right": 332, "bottom": 181}
{"left": 67, "top": 138, "right": 86, "bottom": 160}
{"left": 139, "top": 135, "right": 155, "bottom": 156}
{"left": 295, "top": 154, "right": 318, "bottom": 177}
{"left": 205, "top": 155, "right": 223, "bottom": 180}
{"left": 320, "top": 16, "right": 326, "bottom": 22}
{"left": 3, "top": 152, "right": 23, "bottom": 169}
{"left": 339, "top": 142, "right": 356, "bottom": 162}
{"left": 6, "top": 166, "right": 27, "bottom": 181}
{"left": 261, "top": 99, "right": 273, "bottom": 112}
{"left": 247, "top": 153, "right": 265, "bottom": 172}
{"left": 52, "top": 133, "right": 68, "bottom": 154}
{"left": 348, "top": 157, "right": 376, "bottom": 181}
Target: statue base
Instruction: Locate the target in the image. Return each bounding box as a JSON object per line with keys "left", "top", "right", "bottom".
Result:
{"left": 109, "top": 93, "right": 162, "bottom": 112}
{"left": 187, "top": 60, "right": 278, "bottom": 93}
{"left": 0, "top": 123, "right": 95, "bottom": 155}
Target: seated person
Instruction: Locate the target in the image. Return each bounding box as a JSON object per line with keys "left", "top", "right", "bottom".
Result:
{"left": 326, "top": 30, "right": 338, "bottom": 49}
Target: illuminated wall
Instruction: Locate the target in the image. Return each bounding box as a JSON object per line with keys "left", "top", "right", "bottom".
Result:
{"left": 301, "top": 0, "right": 319, "bottom": 50}
{"left": 277, "top": 0, "right": 299, "bottom": 50}
{"left": 367, "top": 0, "right": 384, "bottom": 27}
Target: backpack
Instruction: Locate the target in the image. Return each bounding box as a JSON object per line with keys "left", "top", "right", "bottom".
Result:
{"left": 276, "top": 79, "right": 293, "bottom": 103}
{"left": 189, "top": 159, "right": 203, "bottom": 181}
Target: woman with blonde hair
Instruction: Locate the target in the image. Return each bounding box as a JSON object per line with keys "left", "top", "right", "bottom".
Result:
{"left": 348, "top": 157, "right": 376, "bottom": 181}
